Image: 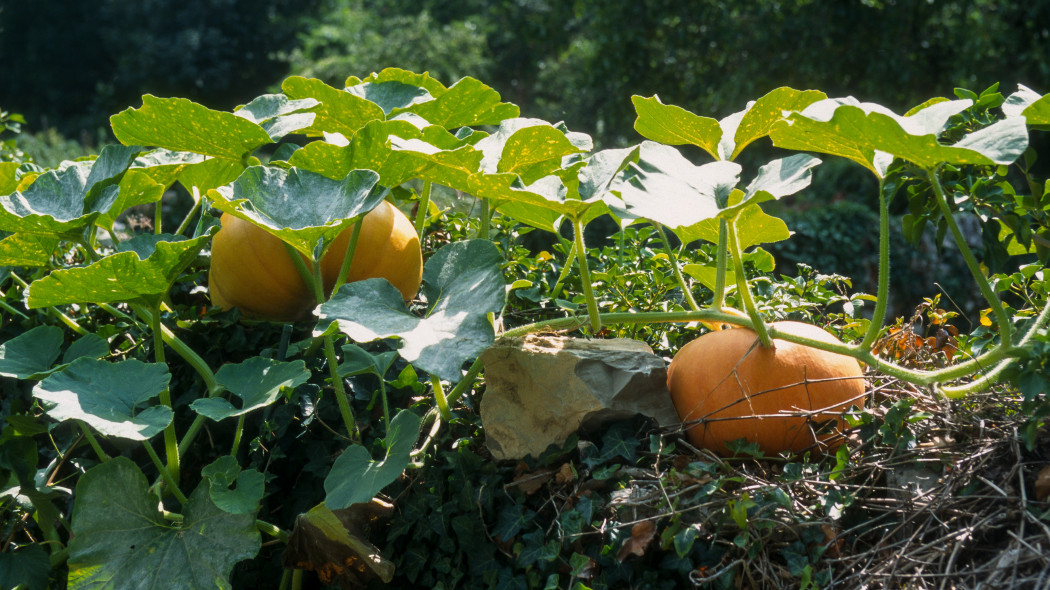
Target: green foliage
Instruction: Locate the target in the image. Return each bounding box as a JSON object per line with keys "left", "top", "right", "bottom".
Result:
{"left": 0, "top": 66, "right": 1048, "bottom": 589}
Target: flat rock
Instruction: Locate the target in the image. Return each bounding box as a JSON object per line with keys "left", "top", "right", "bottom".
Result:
{"left": 479, "top": 334, "right": 679, "bottom": 460}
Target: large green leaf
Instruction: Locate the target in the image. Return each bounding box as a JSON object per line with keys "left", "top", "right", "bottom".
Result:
{"left": 95, "top": 169, "right": 166, "bottom": 231}
{"left": 0, "top": 145, "right": 140, "bottom": 235}
{"left": 0, "top": 232, "right": 60, "bottom": 267}
{"left": 1003, "top": 84, "right": 1049, "bottom": 128}
{"left": 722, "top": 87, "right": 827, "bottom": 160}
{"left": 346, "top": 80, "right": 432, "bottom": 115}
{"left": 281, "top": 76, "right": 386, "bottom": 138}
{"left": 324, "top": 409, "right": 422, "bottom": 509}
{"left": 67, "top": 457, "right": 260, "bottom": 589}
{"left": 769, "top": 97, "right": 1028, "bottom": 174}
{"left": 130, "top": 149, "right": 206, "bottom": 188}
{"left": 207, "top": 165, "right": 382, "bottom": 259}
{"left": 632, "top": 95, "right": 723, "bottom": 160}
{"left": 233, "top": 93, "right": 319, "bottom": 140}
{"left": 607, "top": 141, "right": 741, "bottom": 232}
{"left": 26, "top": 232, "right": 214, "bottom": 308}
{"left": 111, "top": 95, "right": 273, "bottom": 160}
{"left": 0, "top": 161, "right": 20, "bottom": 195}
{"left": 191, "top": 357, "right": 310, "bottom": 421}
{"left": 33, "top": 358, "right": 172, "bottom": 441}
{"left": 318, "top": 239, "right": 505, "bottom": 382}
{"left": 475, "top": 118, "right": 591, "bottom": 182}
{"left": 0, "top": 325, "right": 64, "bottom": 380}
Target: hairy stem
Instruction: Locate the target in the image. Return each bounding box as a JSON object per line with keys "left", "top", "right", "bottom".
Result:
{"left": 860, "top": 175, "right": 892, "bottom": 351}
{"left": 725, "top": 218, "right": 771, "bottom": 347}
{"left": 150, "top": 301, "right": 180, "bottom": 484}
{"left": 571, "top": 216, "right": 601, "bottom": 333}
{"left": 654, "top": 223, "right": 700, "bottom": 311}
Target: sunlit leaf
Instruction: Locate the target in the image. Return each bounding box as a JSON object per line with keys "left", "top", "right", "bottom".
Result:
{"left": 111, "top": 94, "right": 272, "bottom": 160}
{"left": 234, "top": 93, "right": 319, "bottom": 140}
{"left": 191, "top": 357, "right": 310, "bottom": 421}
{"left": 283, "top": 500, "right": 395, "bottom": 586}
{"left": 26, "top": 232, "right": 214, "bottom": 308}
{"left": 33, "top": 358, "right": 172, "bottom": 441}
{"left": 632, "top": 95, "right": 722, "bottom": 160}
{"left": 0, "top": 232, "right": 60, "bottom": 266}
{"left": 282, "top": 76, "right": 386, "bottom": 138}
{"left": 207, "top": 165, "right": 382, "bottom": 259}
{"left": 319, "top": 239, "right": 505, "bottom": 382}
{"left": 723, "top": 87, "right": 827, "bottom": 160}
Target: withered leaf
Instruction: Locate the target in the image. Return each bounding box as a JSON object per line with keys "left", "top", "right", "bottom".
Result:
{"left": 282, "top": 499, "right": 395, "bottom": 588}
{"left": 616, "top": 520, "right": 657, "bottom": 562}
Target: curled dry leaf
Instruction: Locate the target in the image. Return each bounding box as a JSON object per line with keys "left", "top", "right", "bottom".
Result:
{"left": 1035, "top": 465, "right": 1050, "bottom": 502}
{"left": 616, "top": 520, "right": 657, "bottom": 562}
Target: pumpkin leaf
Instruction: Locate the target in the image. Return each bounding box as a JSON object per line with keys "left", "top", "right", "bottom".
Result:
{"left": 607, "top": 141, "right": 742, "bottom": 235}
{"left": 0, "top": 144, "right": 141, "bottom": 235}
{"left": 282, "top": 500, "right": 395, "bottom": 587}
{"left": 397, "top": 75, "right": 519, "bottom": 128}
{"left": 474, "top": 118, "right": 591, "bottom": 183}
{"left": 233, "top": 93, "right": 319, "bottom": 140}
{"left": 191, "top": 357, "right": 310, "bottom": 421}
{"left": 318, "top": 239, "right": 505, "bottom": 382}
{"left": 0, "top": 325, "right": 64, "bottom": 380}
{"left": 0, "top": 543, "right": 50, "bottom": 590}
{"left": 33, "top": 358, "right": 172, "bottom": 441}
{"left": 324, "top": 409, "right": 421, "bottom": 509}
{"left": 338, "top": 343, "right": 399, "bottom": 379}
{"left": 67, "top": 457, "right": 260, "bottom": 589}
{"left": 345, "top": 80, "right": 433, "bottom": 115}
{"left": 722, "top": 87, "right": 827, "bottom": 161}
{"left": 110, "top": 94, "right": 273, "bottom": 160}
{"left": 0, "top": 232, "right": 61, "bottom": 267}
{"left": 281, "top": 76, "right": 386, "bottom": 138}
{"left": 201, "top": 455, "right": 266, "bottom": 515}
{"left": 207, "top": 165, "right": 382, "bottom": 259}
{"left": 632, "top": 95, "right": 723, "bottom": 160}
{"left": 26, "top": 232, "right": 214, "bottom": 308}
{"left": 770, "top": 98, "right": 1028, "bottom": 175}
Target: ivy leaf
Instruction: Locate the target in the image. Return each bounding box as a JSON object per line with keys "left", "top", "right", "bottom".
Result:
{"left": 33, "top": 358, "right": 172, "bottom": 441}
{"left": 201, "top": 456, "right": 266, "bottom": 515}
{"left": 67, "top": 457, "right": 260, "bottom": 589}
{"left": 233, "top": 93, "right": 319, "bottom": 140}
{"left": 0, "top": 325, "right": 64, "bottom": 380}
{"left": 324, "top": 409, "right": 422, "bottom": 509}
{"left": 207, "top": 165, "right": 381, "bottom": 259}
{"left": 26, "top": 232, "right": 214, "bottom": 308}
{"left": 110, "top": 94, "right": 273, "bottom": 160}
{"left": 191, "top": 357, "right": 310, "bottom": 421}
{"left": 318, "top": 239, "right": 505, "bottom": 382}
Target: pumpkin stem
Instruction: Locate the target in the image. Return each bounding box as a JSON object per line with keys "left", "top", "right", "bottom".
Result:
{"left": 860, "top": 175, "right": 892, "bottom": 352}
{"left": 726, "top": 217, "right": 772, "bottom": 347}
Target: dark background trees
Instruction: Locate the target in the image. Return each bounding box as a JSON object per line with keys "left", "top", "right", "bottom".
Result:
{"left": 3, "top": 0, "right": 1047, "bottom": 148}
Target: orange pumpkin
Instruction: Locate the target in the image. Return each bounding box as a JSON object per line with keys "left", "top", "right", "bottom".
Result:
{"left": 666, "top": 321, "right": 865, "bottom": 455}
{"left": 208, "top": 200, "right": 422, "bottom": 321}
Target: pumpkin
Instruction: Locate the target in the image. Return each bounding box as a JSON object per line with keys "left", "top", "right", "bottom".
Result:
{"left": 208, "top": 200, "right": 422, "bottom": 321}
{"left": 666, "top": 321, "right": 865, "bottom": 455}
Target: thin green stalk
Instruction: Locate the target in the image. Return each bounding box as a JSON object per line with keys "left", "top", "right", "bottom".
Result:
{"left": 860, "top": 176, "right": 892, "bottom": 351}
{"left": 725, "top": 218, "right": 771, "bottom": 347}
{"left": 444, "top": 357, "right": 484, "bottom": 408}
{"left": 331, "top": 222, "right": 362, "bottom": 296}
{"left": 653, "top": 223, "right": 700, "bottom": 311}
{"left": 547, "top": 246, "right": 576, "bottom": 302}
{"left": 150, "top": 301, "right": 180, "bottom": 484}
{"left": 48, "top": 306, "right": 89, "bottom": 336}
{"left": 431, "top": 375, "right": 451, "bottom": 421}
{"left": 713, "top": 219, "right": 728, "bottom": 310}
{"left": 174, "top": 187, "right": 204, "bottom": 237}
{"left": 414, "top": 180, "right": 432, "bottom": 236}
{"left": 143, "top": 440, "right": 187, "bottom": 505}
{"left": 927, "top": 167, "right": 1013, "bottom": 346}
{"left": 571, "top": 216, "right": 601, "bottom": 333}
{"left": 231, "top": 414, "right": 247, "bottom": 457}
{"left": 155, "top": 194, "right": 163, "bottom": 235}
{"left": 77, "top": 421, "right": 109, "bottom": 462}
{"left": 477, "top": 198, "right": 491, "bottom": 239}
{"left": 324, "top": 333, "right": 358, "bottom": 441}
